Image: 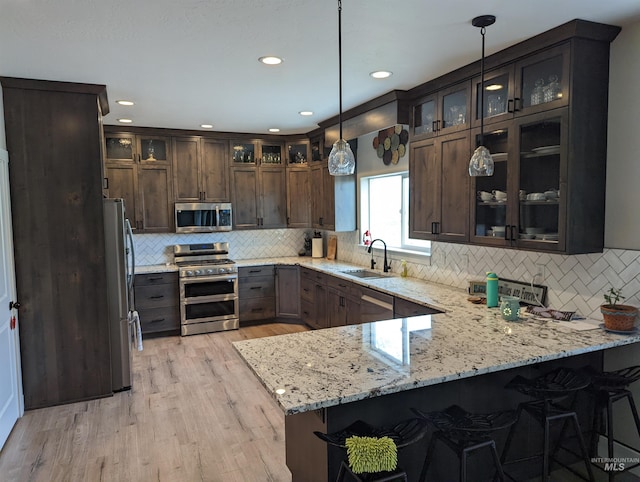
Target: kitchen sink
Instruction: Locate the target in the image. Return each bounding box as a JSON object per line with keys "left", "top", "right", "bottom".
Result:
{"left": 340, "top": 269, "right": 389, "bottom": 279}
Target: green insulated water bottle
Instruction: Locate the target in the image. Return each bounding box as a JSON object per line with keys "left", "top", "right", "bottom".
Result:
{"left": 486, "top": 272, "right": 499, "bottom": 307}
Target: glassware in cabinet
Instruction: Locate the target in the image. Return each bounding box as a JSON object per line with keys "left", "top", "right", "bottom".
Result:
{"left": 138, "top": 136, "right": 170, "bottom": 163}
{"left": 105, "top": 133, "right": 135, "bottom": 162}
{"left": 231, "top": 142, "right": 256, "bottom": 164}
{"left": 261, "top": 143, "right": 283, "bottom": 165}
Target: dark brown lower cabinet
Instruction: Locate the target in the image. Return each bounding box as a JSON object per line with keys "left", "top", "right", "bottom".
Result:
{"left": 276, "top": 266, "right": 300, "bottom": 318}
{"left": 1, "top": 77, "right": 112, "bottom": 409}
{"left": 134, "top": 272, "right": 180, "bottom": 336}
{"left": 238, "top": 265, "right": 276, "bottom": 324}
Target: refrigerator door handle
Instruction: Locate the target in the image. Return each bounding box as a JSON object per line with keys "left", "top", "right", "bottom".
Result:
{"left": 125, "top": 218, "right": 135, "bottom": 307}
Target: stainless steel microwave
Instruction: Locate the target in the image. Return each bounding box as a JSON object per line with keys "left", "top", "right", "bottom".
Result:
{"left": 175, "top": 202, "right": 232, "bottom": 233}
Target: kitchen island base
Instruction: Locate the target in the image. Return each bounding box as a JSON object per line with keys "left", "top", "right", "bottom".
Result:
{"left": 285, "top": 352, "right": 602, "bottom": 482}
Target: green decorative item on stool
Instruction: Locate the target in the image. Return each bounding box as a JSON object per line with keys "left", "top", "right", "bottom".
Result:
{"left": 345, "top": 435, "right": 398, "bottom": 474}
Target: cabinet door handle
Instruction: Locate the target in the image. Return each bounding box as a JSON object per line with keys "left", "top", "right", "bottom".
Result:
{"left": 250, "top": 286, "right": 262, "bottom": 290}
{"left": 249, "top": 269, "right": 262, "bottom": 273}
{"left": 150, "top": 318, "right": 166, "bottom": 323}
{"left": 504, "top": 225, "right": 511, "bottom": 241}
{"left": 319, "top": 217, "right": 324, "bottom": 226}
{"left": 432, "top": 120, "right": 438, "bottom": 132}
{"left": 514, "top": 97, "right": 521, "bottom": 112}
{"left": 103, "top": 178, "right": 109, "bottom": 190}
{"left": 150, "top": 295, "right": 164, "bottom": 299}
{"left": 508, "top": 99, "right": 514, "bottom": 113}
{"left": 431, "top": 222, "right": 437, "bottom": 235}
{"left": 511, "top": 225, "right": 517, "bottom": 241}
{"left": 202, "top": 191, "right": 206, "bottom": 200}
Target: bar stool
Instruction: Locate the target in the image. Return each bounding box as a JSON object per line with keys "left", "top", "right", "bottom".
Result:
{"left": 584, "top": 365, "right": 640, "bottom": 480}
{"left": 314, "top": 418, "right": 427, "bottom": 482}
{"left": 412, "top": 404, "right": 517, "bottom": 482}
{"left": 500, "top": 367, "right": 595, "bottom": 481}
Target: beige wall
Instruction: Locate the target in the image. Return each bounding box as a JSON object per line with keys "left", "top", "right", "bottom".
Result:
{"left": 605, "top": 20, "right": 640, "bottom": 249}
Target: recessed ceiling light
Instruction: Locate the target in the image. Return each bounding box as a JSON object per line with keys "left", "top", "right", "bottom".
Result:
{"left": 259, "top": 56, "right": 283, "bottom": 65}
{"left": 268, "top": 128, "right": 280, "bottom": 133}
{"left": 200, "top": 124, "right": 214, "bottom": 129}
{"left": 299, "top": 111, "right": 313, "bottom": 116}
{"left": 117, "top": 118, "right": 133, "bottom": 124}
{"left": 370, "top": 70, "right": 392, "bottom": 79}
{"left": 116, "top": 100, "right": 135, "bottom": 106}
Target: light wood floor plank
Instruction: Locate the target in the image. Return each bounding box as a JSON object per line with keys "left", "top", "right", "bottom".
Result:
{"left": 0, "top": 322, "right": 308, "bottom": 482}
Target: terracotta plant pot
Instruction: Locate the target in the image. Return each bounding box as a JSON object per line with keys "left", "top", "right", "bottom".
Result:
{"left": 601, "top": 304, "right": 638, "bottom": 331}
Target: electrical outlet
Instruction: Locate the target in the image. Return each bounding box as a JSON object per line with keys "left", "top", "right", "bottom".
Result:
{"left": 535, "top": 264, "right": 546, "bottom": 280}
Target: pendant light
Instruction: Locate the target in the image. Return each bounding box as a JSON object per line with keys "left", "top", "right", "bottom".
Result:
{"left": 468, "top": 15, "right": 496, "bottom": 177}
{"left": 328, "top": 0, "right": 356, "bottom": 176}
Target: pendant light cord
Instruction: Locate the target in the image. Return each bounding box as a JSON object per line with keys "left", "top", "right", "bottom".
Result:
{"left": 338, "top": 0, "right": 343, "bottom": 141}
{"left": 479, "top": 26, "right": 486, "bottom": 146}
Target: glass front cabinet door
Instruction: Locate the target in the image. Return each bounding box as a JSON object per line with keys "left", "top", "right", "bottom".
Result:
{"left": 515, "top": 111, "right": 567, "bottom": 251}
{"left": 412, "top": 82, "right": 470, "bottom": 139}
{"left": 470, "top": 121, "right": 512, "bottom": 247}
{"left": 470, "top": 110, "right": 567, "bottom": 251}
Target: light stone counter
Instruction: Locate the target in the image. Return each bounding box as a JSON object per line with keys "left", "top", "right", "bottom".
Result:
{"left": 135, "top": 263, "right": 178, "bottom": 274}
{"left": 232, "top": 258, "right": 640, "bottom": 415}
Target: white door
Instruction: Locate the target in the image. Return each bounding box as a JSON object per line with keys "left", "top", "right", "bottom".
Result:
{"left": 0, "top": 148, "right": 23, "bottom": 450}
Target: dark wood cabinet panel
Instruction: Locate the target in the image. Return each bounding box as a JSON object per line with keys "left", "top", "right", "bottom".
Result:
{"left": 104, "top": 163, "right": 137, "bottom": 221}
{"left": 260, "top": 168, "right": 287, "bottom": 229}
{"left": 138, "top": 165, "right": 173, "bottom": 232}
{"left": 276, "top": 266, "right": 300, "bottom": 318}
{"left": 409, "top": 122, "right": 470, "bottom": 242}
{"left": 1, "top": 77, "right": 111, "bottom": 408}
{"left": 409, "top": 139, "right": 438, "bottom": 239}
{"left": 201, "top": 138, "right": 229, "bottom": 202}
{"left": 231, "top": 167, "right": 259, "bottom": 229}
{"left": 173, "top": 137, "right": 201, "bottom": 201}
{"left": 287, "top": 167, "right": 311, "bottom": 228}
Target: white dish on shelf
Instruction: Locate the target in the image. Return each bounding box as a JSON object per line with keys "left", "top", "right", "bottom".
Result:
{"left": 531, "top": 145, "right": 560, "bottom": 155}
{"left": 526, "top": 193, "right": 546, "bottom": 201}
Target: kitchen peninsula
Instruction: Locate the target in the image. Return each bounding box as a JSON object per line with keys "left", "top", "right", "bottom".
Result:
{"left": 233, "top": 259, "right": 640, "bottom": 481}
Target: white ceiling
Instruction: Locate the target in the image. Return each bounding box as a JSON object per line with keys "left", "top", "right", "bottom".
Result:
{"left": 1, "top": 0, "right": 639, "bottom": 135}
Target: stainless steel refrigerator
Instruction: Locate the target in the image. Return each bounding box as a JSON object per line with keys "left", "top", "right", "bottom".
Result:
{"left": 103, "top": 198, "right": 135, "bottom": 391}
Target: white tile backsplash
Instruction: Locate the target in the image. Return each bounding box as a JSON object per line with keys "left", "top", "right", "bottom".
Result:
{"left": 135, "top": 229, "right": 640, "bottom": 321}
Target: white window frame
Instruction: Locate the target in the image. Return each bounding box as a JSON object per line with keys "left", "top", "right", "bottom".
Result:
{"left": 360, "top": 171, "right": 431, "bottom": 255}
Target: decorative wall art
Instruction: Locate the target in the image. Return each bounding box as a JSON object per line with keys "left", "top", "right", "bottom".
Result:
{"left": 372, "top": 125, "right": 409, "bottom": 165}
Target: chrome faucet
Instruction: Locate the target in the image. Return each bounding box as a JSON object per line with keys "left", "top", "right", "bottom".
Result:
{"left": 367, "top": 239, "right": 391, "bottom": 272}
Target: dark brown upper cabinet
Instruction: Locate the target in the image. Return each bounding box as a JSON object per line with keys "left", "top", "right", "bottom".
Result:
{"left": 412, "top": 82, "right": 471, "bottom": 139}
{"left": 173, "top": 136, "right": 229, "bottom": 202}
{"left": 471, "top": 44, "right": 570, "bottom": 128}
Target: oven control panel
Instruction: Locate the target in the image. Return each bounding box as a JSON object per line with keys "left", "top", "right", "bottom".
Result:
{"left": 179, "top": 265, "right": 237, "bottom": 278}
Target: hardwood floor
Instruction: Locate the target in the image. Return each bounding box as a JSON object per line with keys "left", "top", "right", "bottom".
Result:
{"left": 0, "top": 322, "right": 309, "bottom": 482}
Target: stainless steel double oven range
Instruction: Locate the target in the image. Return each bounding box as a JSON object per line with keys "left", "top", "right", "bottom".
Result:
{"left": 174, "top": 242, "right": 238, "bottom": 336}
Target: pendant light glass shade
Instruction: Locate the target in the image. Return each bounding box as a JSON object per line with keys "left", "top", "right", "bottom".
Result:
{"left": 469, "top": 15, "right": 496, "bottom": 178}
{"left": 328, "top": 139, "right": 355, "bottom": 176}
{"left": 468, "top": 145, "right": 494, "bottom": 176}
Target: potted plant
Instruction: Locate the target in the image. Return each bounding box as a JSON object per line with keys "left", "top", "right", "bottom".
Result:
{"left": 601, "top": 288, "right": 638, "bottom": 331}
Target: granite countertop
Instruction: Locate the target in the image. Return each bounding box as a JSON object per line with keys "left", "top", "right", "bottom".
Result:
{"left": 231, "top": 258, "right": 640, "bottom": 416}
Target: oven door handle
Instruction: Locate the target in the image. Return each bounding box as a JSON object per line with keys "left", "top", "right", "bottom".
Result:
{"left": 179, "top": 274, "right": 238, "bottom": 285}
{"left": 182, "top": 293, "right": 238, "bottom": 304}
